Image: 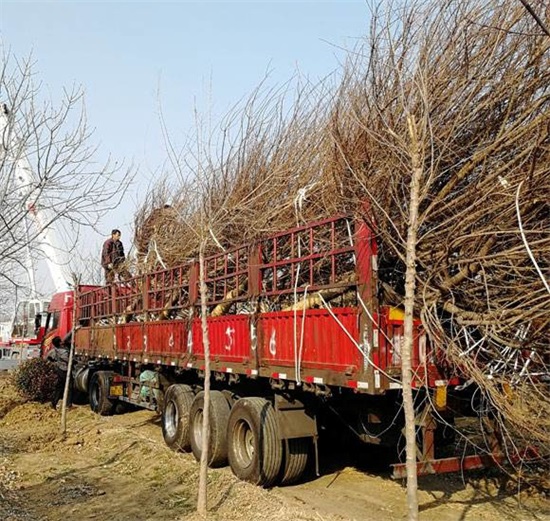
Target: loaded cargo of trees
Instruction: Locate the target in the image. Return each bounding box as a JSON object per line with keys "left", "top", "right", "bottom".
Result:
{"left": 130, "top": 0, "right": 549, "bottom": 483}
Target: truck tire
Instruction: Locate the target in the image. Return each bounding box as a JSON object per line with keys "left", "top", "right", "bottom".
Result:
{"left": 89, "top": 371, "right": 115, "bottom": 416}
{"left": 162, "top": 384, "right": 194, "bottom": 452}
{"left": 227, "top": 397, "right": 283, "bottom": 487}
{"left": 189, "top": 390, "right": 231, "bottom": 468}
{"left": 73, "top": 366, "right": 90, "bottom": 393}
{"left": 279, "top": 438, "right": 309, "bottom": 485}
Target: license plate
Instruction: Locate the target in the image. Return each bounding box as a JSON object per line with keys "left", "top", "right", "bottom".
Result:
{"left": 109, "top": 385, "right": 123, "bottom": 396}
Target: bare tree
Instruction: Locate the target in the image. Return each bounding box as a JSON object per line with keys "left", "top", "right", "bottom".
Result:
{"left": 329, "top": 0, "right": 550, "bottom": 495}
{"left": 60, "top": 274, "right": 80, "bottom": 436}
{"left": 196, "top": 242, "right": 211, "bottom": 515}
{"left": 0, "top": 52, "right": 132, "bottom": 306}
{"left": 400, "top": 114, "right": 424, "bottom": 520}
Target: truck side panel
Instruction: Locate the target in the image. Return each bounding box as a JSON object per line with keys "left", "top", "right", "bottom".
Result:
{"left": 191, "top": 315, "right": 251, "bottom": 365}
{"left": 92, "top": 326, "right": 115, "bottom": 359}
{"left": 116, "top": 323, "right": 144, "bottom": 358}
{"left": 257, "top": 308, "right": 361, "bottom": 373}
{"left": 145, "top": 321, "right": 187, "bottom": 359}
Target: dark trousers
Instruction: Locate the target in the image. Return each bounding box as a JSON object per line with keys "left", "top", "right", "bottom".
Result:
{"left": 52, "top": 369, "right": 72, "bottom": 409}
{"left": 105, "top": 264, "right": 132, "bottom": 284}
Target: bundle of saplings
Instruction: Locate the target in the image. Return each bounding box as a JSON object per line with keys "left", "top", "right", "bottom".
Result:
{"left": 133, "top": 0, "right": 550, "bottom": 477}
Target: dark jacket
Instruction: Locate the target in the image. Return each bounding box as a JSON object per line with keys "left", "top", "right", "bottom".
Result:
{"left": 46, "top": 347, "right": 69, "bottom": 372}
{"left": 101, "top": 238, "right": 125, "bottom": 268}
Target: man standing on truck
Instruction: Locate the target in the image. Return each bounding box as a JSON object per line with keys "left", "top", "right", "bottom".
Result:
{"left": 101, "top": 229, "right": 131, "bottom": 283}
{"left": 46, "top": 336, "right": 72, "bottom": 410}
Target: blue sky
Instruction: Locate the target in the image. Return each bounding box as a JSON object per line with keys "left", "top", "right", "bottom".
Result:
{"left": 0, "top": 0, "right": 369, "bottom": 288}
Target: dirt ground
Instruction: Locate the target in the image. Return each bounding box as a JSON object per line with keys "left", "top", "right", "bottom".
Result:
{"left": 1, "top": 371, "right": 548, "bottom": 521}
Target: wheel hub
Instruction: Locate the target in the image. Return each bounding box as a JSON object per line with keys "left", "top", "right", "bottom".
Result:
{"left": 164, "top": 400, "right": 178, "bottom": 438}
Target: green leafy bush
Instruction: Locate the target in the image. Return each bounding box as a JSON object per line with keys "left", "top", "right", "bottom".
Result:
{"left": 13, "top": 358, "right": 58, "bottom": 402}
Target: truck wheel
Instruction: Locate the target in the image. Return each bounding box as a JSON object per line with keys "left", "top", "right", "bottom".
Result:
{"left": 89, "top": 371, "right": 114, "bottom": 416}
{"left": 279, "top": 438, "right": 309, "bottom": 485}
{"left": 162, "top": 384, "right": 194, "bottom": 452}
{"left": 189, "top": 390, "right": 231, "bottom": 468}
{"left": 227, "top": 397, "right": 283, "bottom": 487}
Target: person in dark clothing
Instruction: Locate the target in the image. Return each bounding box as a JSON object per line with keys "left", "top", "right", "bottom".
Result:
{"left": 46, "top": 336, "right": 72, "bottom": 410}
{"left": 101, "top": 229, "right": 131, "bottom": 283}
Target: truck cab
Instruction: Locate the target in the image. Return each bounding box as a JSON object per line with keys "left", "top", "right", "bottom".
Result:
{"left": 0, "top": 299, "right": 50, "bottom": 359}
{"left": 41, "top": 286, "right": 100, "bottom": 356}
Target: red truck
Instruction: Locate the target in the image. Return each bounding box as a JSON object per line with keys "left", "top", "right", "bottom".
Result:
{"left": 40, "top": 215, "right": 489, "bottom": 486}
{"left": 0, "top": 300, "right": 51, "bottom": 361}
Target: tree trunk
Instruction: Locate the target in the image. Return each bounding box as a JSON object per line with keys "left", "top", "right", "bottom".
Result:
{"left": 402, "top": 115, "right": 422, "bottom": 521}
{"left": 60, "top": 279, "right": 78, "bottom": 436}
{"left": 197, "top": 245, "right": 211, "bottom": 515}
